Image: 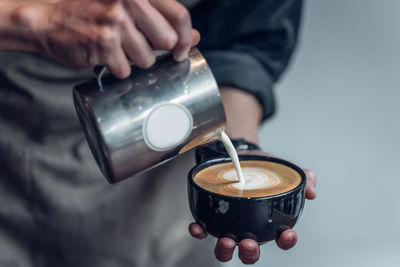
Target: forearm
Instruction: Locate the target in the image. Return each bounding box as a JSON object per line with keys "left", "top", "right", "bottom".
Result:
{"left": 219, "top": 86, "right": 263, "bottom": 145}
{"left": 0, "top": 0, "right": 42, "bottom": 53}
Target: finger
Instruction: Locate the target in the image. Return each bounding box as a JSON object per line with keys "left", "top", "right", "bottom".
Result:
{"left": 304, "top": 169, "right": 317, "bottom": 199}
{"left": 151, "top": 0, "right": 193, "bottom": 61}
{"left": 96, "top": 27, "right": 131, "bottom": 78}
{"left": 121, "top": 18, "right": 155, "bottom": 68}
{"left": 214, "top": 237, "right": 236, "bottom": 262}
{"left": 238, "top": 239, "right": 260, "bottom": 264}
{"left": 275, "top": 229, "right": 298, "bottom": 250}
{"left": 192, "top": 29, "right": 201, "bottom": 46}
{"left": 105, "top": 47, "right": 131, "bottom": 78}
{"left": 304, "top": 169, "right": 317, "bottom": 185}
{"left": 126, "top": 0, "right": 178, "bottom": 51}
{"left": 188, "top": 223, "right": 207, "bottom": 239}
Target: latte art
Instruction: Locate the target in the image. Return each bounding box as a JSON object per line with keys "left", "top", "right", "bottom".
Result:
{"left": 194, "top": 160, "right": 302, "bottom": 198}
{"left": 222, "top": 168, "right": 280, "bottom": 190}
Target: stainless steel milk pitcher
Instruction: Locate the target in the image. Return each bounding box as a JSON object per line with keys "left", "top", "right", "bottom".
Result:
{"left": 73, "top": 48, "right": 226, "bottom": 183}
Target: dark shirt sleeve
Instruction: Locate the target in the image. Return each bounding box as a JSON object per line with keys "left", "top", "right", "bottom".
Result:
{"left": 190, "top": 0, "right": 303, "bottom": 120}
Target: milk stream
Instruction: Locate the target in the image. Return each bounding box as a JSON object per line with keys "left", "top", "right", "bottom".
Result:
{"left": 220, "top": 131, "right": 245, "bottom": 187}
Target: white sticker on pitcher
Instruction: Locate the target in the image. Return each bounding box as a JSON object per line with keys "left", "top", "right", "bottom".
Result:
{"left": 143, "top": 102, "right": 193, "bottom": 151}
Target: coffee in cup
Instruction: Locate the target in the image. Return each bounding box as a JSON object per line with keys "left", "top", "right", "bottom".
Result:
{"left": 188, "top": 155, "right": 306, "bottom": 243}
{"left": 193, "top": 160, "right": 302, "bottom": 198}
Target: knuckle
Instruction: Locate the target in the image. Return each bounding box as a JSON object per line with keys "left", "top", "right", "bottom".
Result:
{"left": 10, "top": 5, "right": 28, "bottom": 25}
{"left": 159, "top": 32, "right": 178, "bottom": 50}
{"left": 107, "top": 3, "right": 125, "bottom": 25}
{"left": 96, "top": 27, "right": 118, "bottom": 50}
{"left": 173, "top": 8, "right": 190, "bottom": 25}
{"left": 10, "top": 4, "right": 39, "bottom": 28}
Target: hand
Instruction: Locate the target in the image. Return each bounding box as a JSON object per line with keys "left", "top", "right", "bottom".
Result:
{"left": 13, "top": 0, "right": 200, "bottom": 78}
{"left": 189, "top": 150, "right": 317, "bottom": 264}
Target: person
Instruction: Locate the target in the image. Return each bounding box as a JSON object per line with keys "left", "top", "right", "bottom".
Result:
{"left": 0, "top": 0, "right": 317, "bottom": 266}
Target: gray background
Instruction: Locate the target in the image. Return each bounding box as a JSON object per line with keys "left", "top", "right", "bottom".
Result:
{"left": 230, "top": 0, "right": 400, "bottom": 266}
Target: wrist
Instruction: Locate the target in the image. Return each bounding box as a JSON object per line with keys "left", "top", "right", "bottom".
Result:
{"left": 220, "top": 87, "right": 262, "bottom": 145}
{"left": 0, "top": 1, "right": 46, "bottom": 53}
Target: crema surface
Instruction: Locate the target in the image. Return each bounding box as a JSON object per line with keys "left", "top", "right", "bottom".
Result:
{"left": 194, "top": 160, "right": 302, "bottom": 198}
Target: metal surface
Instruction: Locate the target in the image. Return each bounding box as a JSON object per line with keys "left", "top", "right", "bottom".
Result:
{"left": 73, "top": 48, "right": 226, "bottom": 183}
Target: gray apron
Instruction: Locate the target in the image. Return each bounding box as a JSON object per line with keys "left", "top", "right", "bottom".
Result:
{"left": 0, "top": 50, "right": 216, "bottom": 266}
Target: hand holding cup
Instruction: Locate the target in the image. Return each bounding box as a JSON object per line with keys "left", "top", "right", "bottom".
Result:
{"left": 189, "top": 150, "right": 317, "bottom": 264}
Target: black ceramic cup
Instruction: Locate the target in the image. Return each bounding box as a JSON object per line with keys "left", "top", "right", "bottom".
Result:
{"left": 188, "top": 155, "right": 306, "bottom": 244}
